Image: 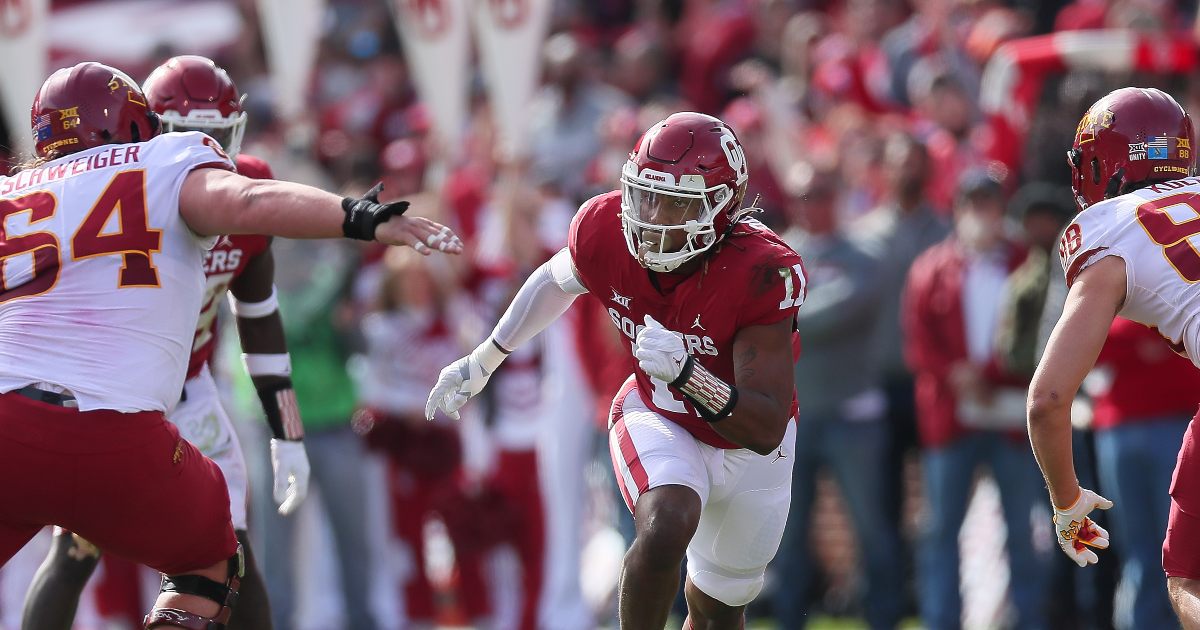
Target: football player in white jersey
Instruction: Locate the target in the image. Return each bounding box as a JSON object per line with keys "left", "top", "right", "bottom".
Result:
{"left": 1028, "top": 86, "right": 1200, "bottom": 626}
{"left": 0, "top": 62, "right": 460, "bottom": 630}
{"left": 22, "top": 55, "right": 303, "bottom": 630}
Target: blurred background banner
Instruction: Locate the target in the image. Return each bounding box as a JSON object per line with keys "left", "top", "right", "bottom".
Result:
{"left": 255, "top": 0, "right": 325, "bottom": 127}
{"left": 47, "top": 0, "right": 240, "bottom": 70}
{"left": 392, "top": 0, "right": 470, "bottom": 168}
{"left": 0, "top": 0, "right": 48, "bottom": 155}
{"left": 472, "top": 0, "right": 551, "bottom": 162}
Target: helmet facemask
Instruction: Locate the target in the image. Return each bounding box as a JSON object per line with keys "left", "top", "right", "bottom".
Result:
{"left": 158, "top": 95, "right": 247, "bottom": 158}
{"left": 619, "top": 161, "right": 735, "bottom": 272}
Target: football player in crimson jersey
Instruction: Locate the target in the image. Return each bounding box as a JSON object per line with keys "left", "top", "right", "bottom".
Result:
{"left": 1028, "top": 87, "right": 1200, "bottom": 626}
{"left": 21, "top": 56, "right": 304, "bottom": 630}
{"left": 0, "top": 61, "right": 460, "bottom": 630}
{"left": 427, "top": 112, "right": 806, "bottom": 628}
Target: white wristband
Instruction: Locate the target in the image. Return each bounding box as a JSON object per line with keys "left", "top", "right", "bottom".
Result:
{"left": 229, "top": 286, "right": 279, "bottom": 318}
{"left": 243, "top": 353, "right": 292, "bottom": 377}
{"left": 473, "top": 338, "right": 509, "bottom": 374}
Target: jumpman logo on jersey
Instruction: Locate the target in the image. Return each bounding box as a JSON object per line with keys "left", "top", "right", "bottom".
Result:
{"left": 611, "top": 288, "right": 631, "bottom": 309}
{"left": 772, "top": 447, "right": 787, "bottom": 463}
{"left": 213, "top": 235, "right": 234, "bottom": 248}
{"left": 691, "top": 314, "right": 705, "bottom": 331}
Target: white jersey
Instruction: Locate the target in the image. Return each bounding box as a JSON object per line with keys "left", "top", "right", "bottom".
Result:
{"left": 1060, "top": 176, "right": 1200, "bottom": 365}
{"left": 0, "top": 132, "right": 233, "bottom": 412}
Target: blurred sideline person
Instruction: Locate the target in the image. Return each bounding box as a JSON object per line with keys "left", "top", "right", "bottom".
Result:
{"left": 903, "top": 171, "right": 1049, "bottom": 630}
{"left": 1030, "top": 86, "right": 1200, "bottom": 627}
{"left": 353, "top": 245, "right": 474, "bottom": 627}
{"left": 773, "top": 163, "right": 899, "bottom": 629}
{"left": 854, "top": 133, "right": 949, "bottom": 541}
{"left": 22, "top": 54, "right": 306, "bottom": 630}
{"left": 0, "top": 61, "right": 460, "bottom": 630}
{"left": 428, "top": 112, "right": 806, "bottom": 629}
{"left": 262, "top": 225, "right": 378, "bottom": 630}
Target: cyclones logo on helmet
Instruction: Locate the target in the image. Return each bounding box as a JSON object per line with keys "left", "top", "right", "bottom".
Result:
{"left": 619, "top": 112, "right": 750, "bottom": 273}
{"left": 143, "top": 55, "right": 247, "bottom": 158}
{"left": 30, "top": 62, "right": 160, "bottom": 159}
{"left": 1069, "top": 87, "right": 1196, "bottom": 210}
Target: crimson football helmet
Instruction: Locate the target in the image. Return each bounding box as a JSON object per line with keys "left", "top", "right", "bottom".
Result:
{"left": 1069, "top": 87, "right": 1196, "bottom": 210}
{"left": 30, "top": 62, "right": 160, "bottom": 159}
{"left": 143, "top": 55, "right": 246, "bottom": 158}
{"left": 620, "top": 112, "right": 750, "bottom": 272}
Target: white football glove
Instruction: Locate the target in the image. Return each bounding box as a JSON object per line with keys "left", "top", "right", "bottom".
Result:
{"left": 426, "top": 340, "right": 507, "bottom": 420}
{"left": 634, "top": 315, "right": 689, "bottom": 383}
{"left": 270, "top": 439, "right": 310, "bottom": 516}
{"left": 1053, "top": 487, "right": 1114, "bottom": 567}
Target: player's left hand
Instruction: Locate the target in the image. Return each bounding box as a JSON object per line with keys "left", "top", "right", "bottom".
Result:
{"left": 1052, "top": 487, "right": 1114, "bottom": 567}
{"left": 375, "top": 212, "right": 464, "bottom": 255}
{"left": 270, "top": 439, "right": 311, "bottom": 516}
{"left": 634, "top": 315, "right": 689, "bottom": 383}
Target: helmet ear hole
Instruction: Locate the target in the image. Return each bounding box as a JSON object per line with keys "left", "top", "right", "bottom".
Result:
{"left": 1091, "top": 158, "right": 1102, "bottom": 185}
{"left": 1105, "top": 168, "right": 1124, "bottom": 200}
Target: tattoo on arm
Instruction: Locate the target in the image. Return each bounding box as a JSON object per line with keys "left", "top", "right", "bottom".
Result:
{"left": 735, "top": 344, "right": 758, "bottom": 381}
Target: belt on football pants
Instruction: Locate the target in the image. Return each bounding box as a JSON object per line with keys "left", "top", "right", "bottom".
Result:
{"left": 15, "top": 385, "right": 78, "bottom": 408}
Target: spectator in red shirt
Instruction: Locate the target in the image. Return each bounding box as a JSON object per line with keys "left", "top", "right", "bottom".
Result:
{"left": 902, "top": 170, "right": 1048, "bottom": 630}
{"left": 1089, "top": 318, "right": 1200, "bottom": 630}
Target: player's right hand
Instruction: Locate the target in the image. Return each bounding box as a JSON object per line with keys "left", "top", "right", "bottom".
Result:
{"left": 425, "top": 352, "right": 493, "bottom": 421}
{"left": 1052, "top": 487, "right": 1114, "bottom": 567}
{"left": 375, "top": 215, "right": 463, "bottom": 255}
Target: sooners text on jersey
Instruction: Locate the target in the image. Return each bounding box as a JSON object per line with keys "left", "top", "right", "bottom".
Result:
{"left": 187, "top": 153, "right": 273, "bottom": 378}
{"left": 1060, "top": 176, "right": 1200, "bottom": 363}
{"left": 569, "top": 191, "right": 805, "bottom": 448}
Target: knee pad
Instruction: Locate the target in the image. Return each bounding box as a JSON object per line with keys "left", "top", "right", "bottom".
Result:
{"left": 144, "top": 544, "right": 244, "bottom": 630}
{"left": 685, "top": 556, "right": 765, "bottom": 607}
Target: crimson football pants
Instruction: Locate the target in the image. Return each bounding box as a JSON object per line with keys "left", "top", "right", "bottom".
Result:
{"left": 0, "top": 391, "right": 237, "bottom": 575}
{"left": 456, "top": 449, "right": 545, "bottom": 630}
{"left": 1165, "top": 408, "right": 1200, "bottom": 578}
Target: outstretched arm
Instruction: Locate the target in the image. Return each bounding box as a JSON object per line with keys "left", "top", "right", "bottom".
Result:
{"left": 179, "top": 168, "right": 462, "bottom": 253}
{"left": 426, "top": 248, "right": 588, "bottom": 419}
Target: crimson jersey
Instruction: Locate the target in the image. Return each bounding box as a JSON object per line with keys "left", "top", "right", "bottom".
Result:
{"left": 568, "top": 191, "right": 806, "bottom": 448}
{"left": 185, "top": 154, "right": 273, "bottom": 378}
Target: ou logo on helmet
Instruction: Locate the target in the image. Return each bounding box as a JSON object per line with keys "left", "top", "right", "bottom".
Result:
{"left": 0, "top": 0, "right": 32, "bottom": 38}
{"left": 719, "top": 132, "right": 749, "bottom": 186}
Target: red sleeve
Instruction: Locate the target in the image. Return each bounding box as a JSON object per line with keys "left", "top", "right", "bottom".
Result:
{"left": 736, "top": 251, "right": 805, "bottom": 329}
{"left": 235, "top": 154, "right": 275, "bottom": 180}
{"left": 902, "top": 249, "right": 955, "bottom": 379}
{"left": 567, "top": 193, "right": 615, "bottom": 294}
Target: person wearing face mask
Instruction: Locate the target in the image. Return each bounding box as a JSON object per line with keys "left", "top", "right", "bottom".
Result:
{"left": 901, "top": 169, "right": 1051, "bottom": 630}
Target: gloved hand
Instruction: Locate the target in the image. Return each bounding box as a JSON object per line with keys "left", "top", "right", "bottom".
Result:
{"left": 634, "top": 315, "right": 689, "bottom": 383}
{"left": 426, "top": 341, "right": 505, "bottom": 420}
{"left": 270, "top": 439, "right": 311, "bottom": 516}
{"left": 1053, "top": 487, "right": 1114, "bottom": 567}
{"left": 343, "top": 182, "right": 463, "bottom": 254}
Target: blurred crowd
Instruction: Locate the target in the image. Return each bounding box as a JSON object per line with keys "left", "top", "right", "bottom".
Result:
{"left": 7, "top": 0, "right": 1200, "bottom": 629}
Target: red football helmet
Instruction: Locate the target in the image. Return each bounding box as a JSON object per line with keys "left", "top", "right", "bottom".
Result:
{"left": 143, "top": 55, "right": 246, "bottom": 158}
{"left": 1069, "top": 87, "right": 1196, "bottom": 210}
{"left": 30, "top": 62, "right": 159, "bottom": 159}
{"left": 620, "top": 112, "right": 750, "bottom": 272}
